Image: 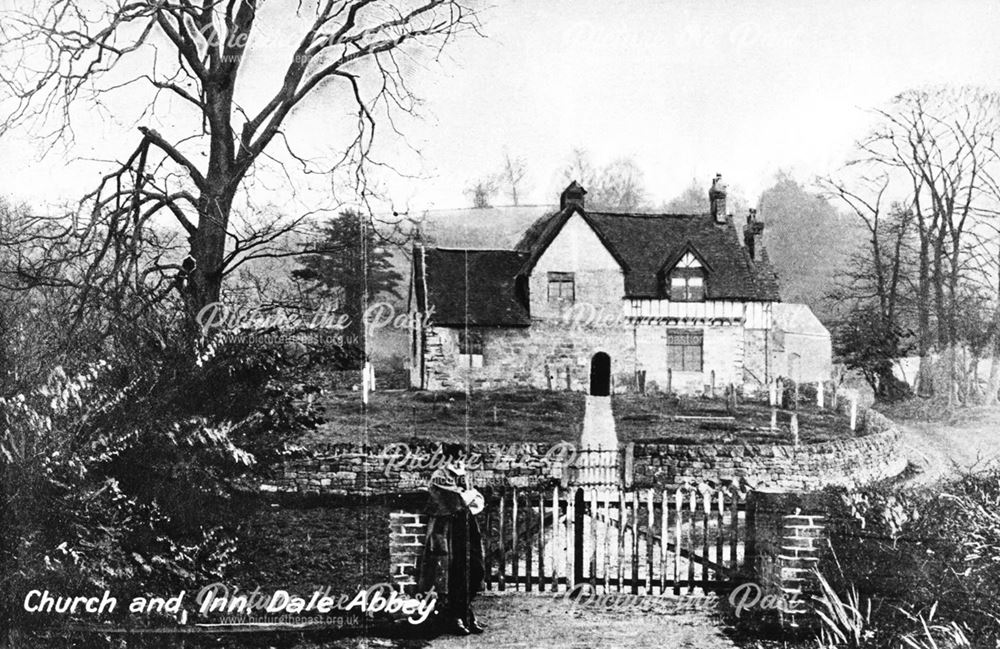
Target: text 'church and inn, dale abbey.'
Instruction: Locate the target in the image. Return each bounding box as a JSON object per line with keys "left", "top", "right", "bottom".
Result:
{"left": 408, "top": 176, "right": 832, "bottom": 396}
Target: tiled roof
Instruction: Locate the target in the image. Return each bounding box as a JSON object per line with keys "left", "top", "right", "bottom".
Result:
{"left": 415, "top": 206, "right": 781, "bottom": 325}
{"left": 518, "top": 207, "right": 781, "bottom": 301}
{"left": 416, "top": 248, "right": 530, "bottom": 326}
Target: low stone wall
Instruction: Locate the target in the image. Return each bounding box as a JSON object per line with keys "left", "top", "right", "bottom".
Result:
{"left": 259, "top": 441, "right": 574, "bottom": 496}
{"left": 261, "top": 410, "right": 906, "bottom": 497}
{"left": 631, "top": 412, "right": 907, "bottom": 491}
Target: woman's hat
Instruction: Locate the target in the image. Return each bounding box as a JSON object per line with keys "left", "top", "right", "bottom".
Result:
{"left": 445, "top": 458, "right": 467, "bottom": 476}
{"left": 463, "top": 488, "right": 485, "bottom": 515}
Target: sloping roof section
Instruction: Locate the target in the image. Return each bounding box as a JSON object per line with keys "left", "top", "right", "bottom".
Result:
{"left": 518, "top": 208, "right": 781, "bottom": 301}
{"left": 772, "top": 303, "right": 829, "bottom": 337}
{"left": 418, "top": 248, "right": 530, "bottom": 326}
{"left": 410, "top": 205, "right": 555, "bottom": 249}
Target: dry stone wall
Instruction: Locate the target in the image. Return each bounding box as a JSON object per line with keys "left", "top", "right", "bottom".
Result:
{"left": 631, "top": 423, "right": 905, "bottom": 491}
{"left": 259, "top": 441, "right": 574, "bottom": 496}
{"left": 261, "top": 410, "right": 905, "bottom": 497}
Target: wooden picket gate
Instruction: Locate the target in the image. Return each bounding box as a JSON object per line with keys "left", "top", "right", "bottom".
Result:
{"left": 479, "top": 486, "right": 748, "bottom": 595}
{"left": 570, "top": 447, "right": 622, "bottom": 487}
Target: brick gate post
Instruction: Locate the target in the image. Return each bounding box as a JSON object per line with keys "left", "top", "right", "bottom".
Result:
{"left": 745, "top": 489, "right": 828, "bottom": 629}
{"left": 389, "top": 510, "right": 428, "bottom": 593}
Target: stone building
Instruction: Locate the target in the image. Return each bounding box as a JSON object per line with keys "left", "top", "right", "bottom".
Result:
{"left": 408, "top": 177, "right": 831, "bottom": 395}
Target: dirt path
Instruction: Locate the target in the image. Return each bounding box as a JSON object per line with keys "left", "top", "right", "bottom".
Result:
{"left": 427, "top": 593, "right": 736, "bottom": 649}
{"left": 896, "top": 408, "right": 1000, "bottom": 485}
{"left": 277, "top": 593, "right": 737, "bottom": 649}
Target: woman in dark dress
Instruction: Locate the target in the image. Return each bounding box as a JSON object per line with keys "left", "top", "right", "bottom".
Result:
{"left": 417, "top": 448, "right": 486, "bottom": 636}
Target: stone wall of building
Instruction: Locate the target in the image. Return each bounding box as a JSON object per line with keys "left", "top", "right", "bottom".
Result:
{"left": 421, "top": 322, "right": 637, "bottom": 392}
{"left": 422, "top": 320, "right": 764, "bottom": 396}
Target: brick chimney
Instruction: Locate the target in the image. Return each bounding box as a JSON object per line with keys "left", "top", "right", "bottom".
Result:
{"left": 744, "top": 208, "right": 765, "bottom": 261}
{"left": 561, "top": 181, "right": 587, "bottom": 210}
{"left": 709, "top": 174, "right": 727, "bottom": 224}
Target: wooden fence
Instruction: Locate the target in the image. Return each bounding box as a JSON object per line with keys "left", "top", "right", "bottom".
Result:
{"left": 479, "top": 485, "right": 748, "bottom": 595}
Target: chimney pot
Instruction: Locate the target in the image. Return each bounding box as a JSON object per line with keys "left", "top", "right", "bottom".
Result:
{"left": 709, "top": 174, "right": 727, "bottom": 224}
{"left": 560, "top": 181, "right": 587, "bottom": 210}
{"left": 743, "top": 209, "right": 765, "bottom": 261}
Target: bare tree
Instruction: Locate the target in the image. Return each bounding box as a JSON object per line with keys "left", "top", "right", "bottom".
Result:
{"left": 499, "top": 152, "right": 528, "bottom": 206}
{"left": 560, "top": 150, "right": 648, "bottom": 212}
{"left": 465, "top": 176, "right": 498, "bottom": 208}
{"left": 835, "top": 87, "right": 1000, "bottom": 403}
{"left": 662, "top": 178, "right": 709, "bottom": 213}
{"left": 0, "top": 0, "right": 481, "bottom": 321}
{"left": 561, "top": 148, "right": 598, "bottom": 190}
{"left": 595, "top": 158, "right": 647, "bottom": 212}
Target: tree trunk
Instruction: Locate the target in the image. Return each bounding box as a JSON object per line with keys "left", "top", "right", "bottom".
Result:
{"left": 186, "top": 84, "right": 238, "bottom": 328}
{"left": 916, "top": 223, "right": 932, "bottom": 396}
{"left": 933, "top": 240, "right": 948, "bottom": 348}
{"left": 986, "top": 350, "right": 1000, "bottom": 406}
{"left": 187, "top": 191, "right": 232, "bottom": 321}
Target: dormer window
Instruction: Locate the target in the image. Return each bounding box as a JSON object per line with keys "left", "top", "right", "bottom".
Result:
{"left": 665, "top": 252, "right": 705, "bottom": 301}
{"left": 670, "top": 270, "right": 704, "bottom": 301}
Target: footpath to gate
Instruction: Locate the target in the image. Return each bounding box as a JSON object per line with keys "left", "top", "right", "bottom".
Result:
{"left": 428, "top": 592, "right": 737, "bottom": 649}
{"left": 579, "top": 394, "right": 618, "bottom": 449}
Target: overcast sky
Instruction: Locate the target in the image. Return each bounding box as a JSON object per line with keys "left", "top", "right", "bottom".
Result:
{"left": 3, "top": 0, "right": 1000, "bottom": 215}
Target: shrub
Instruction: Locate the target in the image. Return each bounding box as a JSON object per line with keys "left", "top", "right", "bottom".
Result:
{"left": 819, "top": 471, "right": 1000, "bottom": 646}
{"left": 0, "top": 332, "right": 327, "bottom": 632}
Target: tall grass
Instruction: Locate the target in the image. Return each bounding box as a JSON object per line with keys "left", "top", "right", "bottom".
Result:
{"left": 897, "top": 604, "right": 970, "bottom": 649}
{"left": 813, "top": 570, "right": 874, "bottom": 648}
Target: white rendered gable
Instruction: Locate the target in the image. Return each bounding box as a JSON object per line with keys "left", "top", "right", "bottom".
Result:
{"left": 534, "top": 213, "right": 621, "bottom": 273}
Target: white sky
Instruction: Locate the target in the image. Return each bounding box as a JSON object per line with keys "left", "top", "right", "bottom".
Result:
{"left": 2, "top": 0, "right": 1000, "bottom": 215}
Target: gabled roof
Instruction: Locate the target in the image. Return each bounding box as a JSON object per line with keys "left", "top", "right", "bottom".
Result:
{"left": 517, "top": 205, "right": 629, "bottom": 275}
{"left": 518, "top": 207, "right": 781, "bottom": 301}
{"left": 414, "top": 248, "right": 530, "bottom": 326}
{"left": 659, "top": 242, "right": 714, "bottom": 275}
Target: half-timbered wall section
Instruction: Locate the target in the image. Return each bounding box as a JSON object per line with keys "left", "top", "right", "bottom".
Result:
{"left": 627, "top": 300, "right": 772, "bottom": 329}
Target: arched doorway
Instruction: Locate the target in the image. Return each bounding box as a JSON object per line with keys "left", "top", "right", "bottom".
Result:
{"left": 589, "top": 352, "right": 611, "bottom": 396}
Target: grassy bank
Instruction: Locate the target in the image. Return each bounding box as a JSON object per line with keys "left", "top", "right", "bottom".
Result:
{"left": 297, "top": 388, "right": 855, "bottom": 447}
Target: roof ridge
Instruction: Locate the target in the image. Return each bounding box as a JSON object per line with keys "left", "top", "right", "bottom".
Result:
{"left": 588, "top": 211, "right": 708, "bottom": 219}
{"left": 425, "top": 246, "right": 523, "bottom": 253}
{"left": 410, "top": 203, "right": 556, "bottom": 215}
